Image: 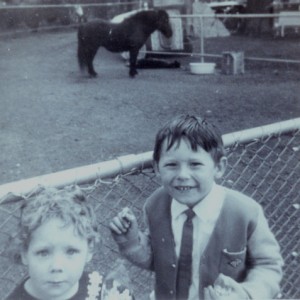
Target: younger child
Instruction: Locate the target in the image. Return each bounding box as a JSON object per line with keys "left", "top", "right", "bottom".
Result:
{"left": 6, "top": 186, "right": 134, "bottom": 300}
{"left": 110, "top": 114, "right": 283, "bottom": 300}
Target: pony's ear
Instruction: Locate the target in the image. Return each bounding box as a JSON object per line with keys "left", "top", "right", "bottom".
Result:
{"left": 157, "top": 10, "right": 169, "bottom": 20}
{"left": 156, "top": 10, "right": 169, "bottom": 28}
{"left": 156, "top": 10, "right": 172, "bottom": 38}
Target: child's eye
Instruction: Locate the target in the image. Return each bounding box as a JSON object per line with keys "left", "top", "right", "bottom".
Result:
{"left": 35, "top": 249, "right": 49, "bottom": 257}
{"left": 66, "top": 248, "right": 79, "bottom": 255}
{"left": 190, "top": 162, "right": 202, "bottom": 167}
{"left": 165, "top": 162, "right": 177, "bottom": 167}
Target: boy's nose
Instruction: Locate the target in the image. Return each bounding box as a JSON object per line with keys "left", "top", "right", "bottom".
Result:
{"left": 177, "top": 165, "right": 190, "bottom": 179}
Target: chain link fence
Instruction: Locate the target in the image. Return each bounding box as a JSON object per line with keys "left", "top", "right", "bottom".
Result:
{"left": 0, "top": 122, "right": 300, "bottom": 299}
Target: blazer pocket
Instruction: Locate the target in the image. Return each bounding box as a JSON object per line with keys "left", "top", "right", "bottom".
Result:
{"left": 219, "top": 248, "right": 247, "bottom": 279}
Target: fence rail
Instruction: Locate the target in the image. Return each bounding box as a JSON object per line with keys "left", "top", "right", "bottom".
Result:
{"left": 0, "top": 1, "right": 140, "bottom": 10}
{"left": 1, "top": 119, "right": 300, "bottom": 299}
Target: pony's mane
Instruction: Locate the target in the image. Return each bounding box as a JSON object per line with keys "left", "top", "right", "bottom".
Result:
{"left": 122, "top": 10, "right": 158, "bottom": 25}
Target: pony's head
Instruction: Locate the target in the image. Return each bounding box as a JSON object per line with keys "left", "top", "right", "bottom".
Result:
{"left": 156, "top": 10, "right": 173, "bottom": 38}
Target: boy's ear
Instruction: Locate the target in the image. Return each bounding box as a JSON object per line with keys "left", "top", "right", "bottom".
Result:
{"left": 153, "top": 162, "right": 160, "bottom": 176}
{"left": 215, "top": 156, "right": 227, "bottom": 179}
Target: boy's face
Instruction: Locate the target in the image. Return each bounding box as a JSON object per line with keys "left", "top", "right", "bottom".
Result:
{"left": 21, "top": 218, "right": 92, "bottom": 300}
{"left": 155, "top": 138, "right": 226, "bottom": 207}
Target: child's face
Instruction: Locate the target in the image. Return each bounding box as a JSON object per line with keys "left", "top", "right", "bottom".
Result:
{"left": 155, "top": 138, "right": 226, "bottom": 207}
{"left": 21, "top": 218, "right": 92, "bottom": 300}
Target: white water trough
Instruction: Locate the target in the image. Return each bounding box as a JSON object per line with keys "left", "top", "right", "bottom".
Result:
{"left": 190, "top": 62, "right": 216, "bottom": 74}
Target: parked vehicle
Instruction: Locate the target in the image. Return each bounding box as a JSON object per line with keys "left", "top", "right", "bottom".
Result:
{"left": 208, "top": 1, "right": 247, "bottom": 33}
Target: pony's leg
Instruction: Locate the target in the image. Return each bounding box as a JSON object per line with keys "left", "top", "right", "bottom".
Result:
{"left": 86, "top": 47, "right": 99, "bottom": 77}
{"left": 129, "top": 49, "right": 139, "bottom": 77}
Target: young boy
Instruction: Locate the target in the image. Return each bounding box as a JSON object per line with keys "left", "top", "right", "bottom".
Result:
{"left": 110, "top": 114, "right": 283, "bottom": 300}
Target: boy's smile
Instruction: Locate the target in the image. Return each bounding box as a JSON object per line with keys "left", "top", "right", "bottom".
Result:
{"left": 155, "top": 138, "right": 226, "bottom": 207}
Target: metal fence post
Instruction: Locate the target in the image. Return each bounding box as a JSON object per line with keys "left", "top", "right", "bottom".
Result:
{"left": 200, "top": 15, "right": 204, "bottom": 62}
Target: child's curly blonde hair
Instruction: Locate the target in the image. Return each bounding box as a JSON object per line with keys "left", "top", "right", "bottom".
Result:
{"left": 19, "top": 186, "right": 99, "bottom": 251}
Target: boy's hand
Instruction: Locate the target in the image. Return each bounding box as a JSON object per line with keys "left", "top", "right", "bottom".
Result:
{"left": 204, "top": 273, "right": 249, "bottom": 300}
{"left": 109, "top": 207, "right": 139, "bottom": 242}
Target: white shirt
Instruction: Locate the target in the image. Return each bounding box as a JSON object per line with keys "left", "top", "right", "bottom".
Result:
{"left": 171, "top": 183, "right": 225, "bottom": 300}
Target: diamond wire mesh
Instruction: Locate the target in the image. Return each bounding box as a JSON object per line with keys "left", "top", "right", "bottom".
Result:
{"left": 0, "top": 129, "right": 299, "bottom": 299}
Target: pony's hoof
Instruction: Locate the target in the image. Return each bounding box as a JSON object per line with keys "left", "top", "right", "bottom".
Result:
{"left": 89, "top": 72, "right": 98, "bottom": 78}
{"left": 129, "top": 71, "right": 138, "bottom": 77}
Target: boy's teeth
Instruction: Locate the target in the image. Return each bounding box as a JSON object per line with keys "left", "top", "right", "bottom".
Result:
{"left": 177, "top": 187, "right": 191, "bottom": 191}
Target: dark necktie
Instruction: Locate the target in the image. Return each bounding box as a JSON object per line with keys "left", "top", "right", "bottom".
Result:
{"left": 176, "top": 208, "right": 195, "bottom": 300}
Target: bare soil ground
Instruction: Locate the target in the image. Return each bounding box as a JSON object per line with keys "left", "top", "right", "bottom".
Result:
{"left": 0, "top": 29, "right": 299, "bottom": 185}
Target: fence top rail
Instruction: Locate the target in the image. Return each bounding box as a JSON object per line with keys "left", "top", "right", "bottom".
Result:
{"left": 222, "top": 117, "right": 300, "bottom": 146}
{"left": 0, "top": 118, "right": 299, "bottom": 201}
{"left": 179, "top": 12, "right": 300, "bottom": 18}
{"left": 0, "top": 2, "right": 139, "bottom": 10}
{"left": 1, "top": 4, "right": 300, "bottom": 19}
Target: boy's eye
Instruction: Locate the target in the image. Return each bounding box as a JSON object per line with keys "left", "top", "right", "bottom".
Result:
{"left": 190, "top": 162, "right": 202, "bottom": 166}
{"left": 165, "top": 162, "right": 177, "bottom": 167}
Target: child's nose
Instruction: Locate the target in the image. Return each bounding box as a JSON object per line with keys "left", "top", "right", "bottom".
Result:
{"left": 177, "top": 165, "right": 190, "bottom": 179}
{"left": 50, "top": 254, "right": 65, "bottom": 272}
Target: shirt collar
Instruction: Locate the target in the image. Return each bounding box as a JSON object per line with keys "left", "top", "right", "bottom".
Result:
{"left": 171, "top": 183, "right": 225, "bottom": 222}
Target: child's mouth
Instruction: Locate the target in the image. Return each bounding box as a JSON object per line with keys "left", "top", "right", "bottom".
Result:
{"left": 48, "top": 281, "right": 65, "bottom": 286}
{"left": 175, "top": 186, "right": 193, "bottom": 191}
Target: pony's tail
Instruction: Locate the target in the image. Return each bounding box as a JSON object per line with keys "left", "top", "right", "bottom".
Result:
{"left": 77, "top": 26, "right": 87, "bottom": 72}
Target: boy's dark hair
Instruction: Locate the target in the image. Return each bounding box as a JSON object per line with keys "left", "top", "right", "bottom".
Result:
{"left": 153, "top": 114, "right": 225, "bottom": 164}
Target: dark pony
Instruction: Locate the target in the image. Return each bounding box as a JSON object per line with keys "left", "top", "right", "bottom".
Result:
{"left": 77, "top": 10, "right": 173, "bottom": 78}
